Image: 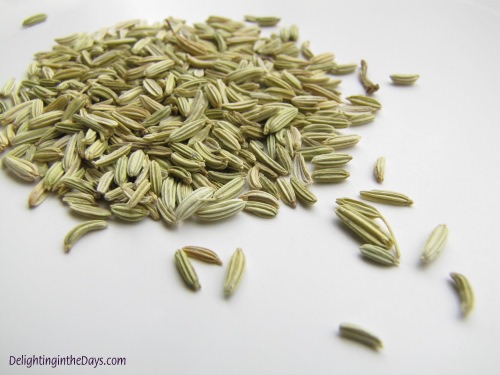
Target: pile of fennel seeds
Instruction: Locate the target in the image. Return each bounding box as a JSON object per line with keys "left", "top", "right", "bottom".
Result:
{"left": 0, "top": 15, "right": 380, "bottom": 250}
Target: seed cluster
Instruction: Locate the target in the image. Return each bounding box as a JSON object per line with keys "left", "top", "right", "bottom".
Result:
{"left": 0, "top": 16, "right": 379, "bottom": 229}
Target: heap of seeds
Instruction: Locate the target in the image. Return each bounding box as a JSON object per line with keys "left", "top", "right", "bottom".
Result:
{"left": 0, "top": 16, "right": 381, "bottom": 240}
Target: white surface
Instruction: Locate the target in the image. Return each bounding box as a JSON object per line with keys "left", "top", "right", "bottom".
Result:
{"left": 1, "top": 0, "right": 500, "bottom": 374}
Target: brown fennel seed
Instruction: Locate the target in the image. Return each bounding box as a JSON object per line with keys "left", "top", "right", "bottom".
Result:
{"left": 182, "top": 246, "right": 223, "bottom": 265}
{"left": 359, "top": 60, "right": 379, "bottom": 94}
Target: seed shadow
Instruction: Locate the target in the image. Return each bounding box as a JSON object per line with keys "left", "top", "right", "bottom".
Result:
{"left": 388, "top": 82, "right": 419, "bottom": 88}
{"left": 417, "top": 259, "right": 429, "bottom": 270}
{"left": 241, "top": 211, "right": 276, "bottom": 220}
{"left": 157, "top": 218, "right": 179, "bottom": 232}
{"left": 417, "top": 254, "right": 441, "bottom": 270}
{"left": 192, "top": 214, "right": 245, "bottom": 227}
{"left": 3, "top": 169, "right": 37, "bottom": 184}
{"left": 296, "top": 200, "right": 316, "bottom": 210}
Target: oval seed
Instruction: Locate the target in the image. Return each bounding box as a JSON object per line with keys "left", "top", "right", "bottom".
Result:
{"left": 1, "top": 78, "right": 16, "bottom": 97}
{"left": 195, "top": 199, "right": 246, "bottom": 222}
{"left": 249, "top": 142, "right": 290, "bottom": 177}
{"left": 257, "top": 174, "right": 279, "bottom": 199}
{"left": 174, "top": 249, "right": 201, "bottom": 291}
{"left": 346, "top": 95, "right": 382, "bottom": 110}
{"left": 243, "top": 201, "right": 279, "bottom": 218}
{"left": 127, "top": 180, "right": 151, "bottom": 208}
{"left": 96, "top": 171, "right": 114, "bottom": 195}
{"left": 245, "top": 164, "right": 260, "bottom": 188}
{"left": 311, "top": 153, "right": 352, "bottom": 168}
{"left": 360, "top": 189, "right": 413, "bottom": 206}
{"left": 4, "top": 156, "right": 39, "bottom": 182}
{"left": 359, "top": 244, "right": 399, "bottom": 266}
{"left": 224, "top": 248, "right": 246, "bottom": 297}
{"left": 335, "top": 198, "right": 380, "bottom": 219}
{"left": 213, "top": 177, "right": 246, "bottom": 201}
{"left": 390, "top": 74, "right": 420, "bottom": 85}
{"left": 156, "top": 199, "right": 177, "bottom": 225}
{"left": 93, "top": 143, "right": 132, "bottom": 167}
{"left": 161, "top": 177, "right": 177, "bottom": 210}
{"left": 275, "top": 176, "right": 296, "bottom": 208}
{"left": 244, "top": 15, "right": 281, "bottom": 26}
{"left": 312, "top": 168, "right": 350, "bottom": 183}
{"left": 149, "top": 160, "right": 163, "bottom": 195}
{"left": 239, "top": 190, "right": 280, "bottom": 209}
{"left": 420, "top": 224, "right": 448, "bottom": 264}
{"left": 28, "top": 179, "right": 49, "bottom": 208}
{"left": 330, "top": 63, "right": 358, "bottom": 75}
{"left": 111, "top": 203, "right": 149, "bottom": 222}
{"left": 290, "top": 177, "right": 317, "bottom": 205}
{"left": 291, "top": 153, "right": 313, "bottom": 185}
{"left": 61, "top": 192, "right": 96, "bottom": 206}
{"left": 323, "top": 134, "right": 361, "bottom": 149}
{"left": 69, "top": 203, "right": 112, "bottom": 219}
{"left": 374, "top": 156, "right": 385, "bottom": 183}
{"left": 175, "top": 187, "right": 215, "bottom": 222}
{"left": 264, "top": 107, "right": 298, "bottom": 134}
{"left": 167, "top": 119, "right": 205, "bottom": 143}
{"left": 127, "top": 150, "right": 146, "bottom": 177}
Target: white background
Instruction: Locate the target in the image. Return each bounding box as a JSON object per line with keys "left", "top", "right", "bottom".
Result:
{"left": 1, "top": 0, "right": 500, "bottom": 374}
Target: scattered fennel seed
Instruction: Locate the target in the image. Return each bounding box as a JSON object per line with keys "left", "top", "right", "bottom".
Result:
{"left": 390, "top": 74, "right": 420, "bottom": 85}
{"left": 450, "top": 272, "right": 474, "bottom": 317}
{"left": 22, "top": 13, "right": 48, "bottom": 27}
{"left": 339, "top": 323, "right": 383, "bottom": 350}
